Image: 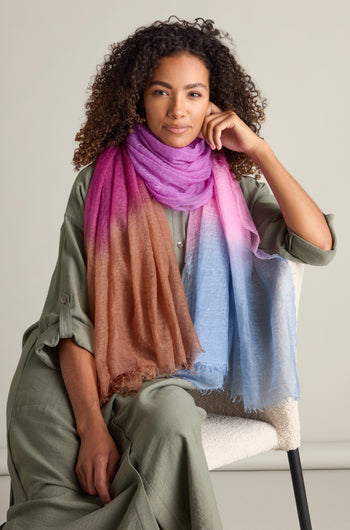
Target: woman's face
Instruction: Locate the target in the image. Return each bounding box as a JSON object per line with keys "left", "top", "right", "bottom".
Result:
{"left": 143, "top": 53, "right": 210, "bottom": 148}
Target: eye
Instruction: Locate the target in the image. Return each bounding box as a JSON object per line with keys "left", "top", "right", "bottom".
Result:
{"left": 152, "top": 89, "right": 168, "bottom": 96}
{"left": 188, "top": 92, "right": 202, "bottom": 98}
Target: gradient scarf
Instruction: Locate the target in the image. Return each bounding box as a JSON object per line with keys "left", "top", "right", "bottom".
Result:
{"left": 85, "top": 124, "right": 299, "bottom": 411}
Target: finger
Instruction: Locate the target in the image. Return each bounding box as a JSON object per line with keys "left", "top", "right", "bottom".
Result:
{"left": 75, "top": 465, "right": 87, "bottom": 492}
{"left": 94, "top": 458, "right": 111, "bottom": 505}
{"left": 202, "top": 111, "right": 228, "bottom": 141}
{"left": 206, "top": 112, "right": 237, "bottom": 150}
{"left": 203, "top": 114, "right": 227, "bottom": 150}
{"left": 106, "top": 448, "right": 121, "bottom": 485}
{"left": 213, "top": 119, "right": 230, "bottom": 150}
{"left": 76, "top": 462, "right": 97, "bottom": 496}
{"left": 203, "top": 103, "right": 222, "bottom": 144}
{"left": 205, "top": 101, "right": 222, "bottom": 116}
{"left": 202, "top": 114, "right": 220, "bottom": 149}
{"left": 208, "top": 116, "right": 225, "bottom": 150}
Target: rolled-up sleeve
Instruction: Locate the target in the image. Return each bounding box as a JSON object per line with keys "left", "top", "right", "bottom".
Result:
{"left": 35, "top": 165, "right": 95, "bottom": 369}
{"left": 239, "top": 176, "right": 336, "bottom": 266}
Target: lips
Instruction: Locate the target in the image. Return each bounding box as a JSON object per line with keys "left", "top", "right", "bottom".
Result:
{"left": 164, "top": 125, "right": 191, "bottom": 134}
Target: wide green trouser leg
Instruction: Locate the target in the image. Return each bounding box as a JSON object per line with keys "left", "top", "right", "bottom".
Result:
{"left": 107, "top": 378, "right": 223, "bottom": 530}
{"left": 6, "top": 338, "right": 222, "bottom": 529}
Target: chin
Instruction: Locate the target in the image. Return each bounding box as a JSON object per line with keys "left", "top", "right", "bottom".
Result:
{"left": 159, "top": 132, "right": 198, "bottom": 149}
{"left": 163, "top": 139, "right": 192, "bottom": 148}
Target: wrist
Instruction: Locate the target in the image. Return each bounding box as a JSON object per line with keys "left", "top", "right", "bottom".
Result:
{"left": 245, "top": 138, "right": 271, "bottom": 164}
{"left": 76, "top": 409, "right": 107, "bottom": 439}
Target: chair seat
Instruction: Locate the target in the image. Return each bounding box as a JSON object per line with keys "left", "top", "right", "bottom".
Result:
{"left": 202, "top": 413, "right": 279, "bottom": 471}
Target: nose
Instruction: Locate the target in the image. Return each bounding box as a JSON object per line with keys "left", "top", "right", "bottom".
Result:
{"left": 167, "top": 95, "right": 186, "bottom": 119}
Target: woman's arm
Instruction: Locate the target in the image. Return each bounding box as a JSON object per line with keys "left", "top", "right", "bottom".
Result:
{"left": 59, "top": 338, "right": 120, "bottom": 505}
{"left": 246, "top": 142, "right": 332, "bottom": 250}
{"left": 201, "top": 103, "right": 333, "bottom": 251}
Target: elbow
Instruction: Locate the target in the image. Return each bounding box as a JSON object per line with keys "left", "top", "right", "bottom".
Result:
{"left": 316, "top": 229, "right": 334, "bottom": 251}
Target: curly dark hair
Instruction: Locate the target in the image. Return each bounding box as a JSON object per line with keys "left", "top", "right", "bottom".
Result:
{"left": 73, "top": 17, "right": 267, "bottom": 177}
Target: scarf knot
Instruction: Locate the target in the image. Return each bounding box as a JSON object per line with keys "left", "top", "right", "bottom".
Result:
{"left": 126, "top": 124, "right": 213, "bottom": 210}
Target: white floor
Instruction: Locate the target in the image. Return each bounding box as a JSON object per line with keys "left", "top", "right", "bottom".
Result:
{"left": 0, "top": 470, "right": 349, "bottom": 529}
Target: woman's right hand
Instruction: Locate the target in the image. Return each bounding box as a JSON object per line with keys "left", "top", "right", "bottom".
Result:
{"left": 59, "top": 339, "right": 121, "bottom": 505}
{"left": 76, "top": 420, "right": 121, "bottom": 505}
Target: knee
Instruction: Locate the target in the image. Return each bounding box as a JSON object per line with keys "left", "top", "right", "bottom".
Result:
{"left": 138, "top": 385, "right": 205, "bottom": 442}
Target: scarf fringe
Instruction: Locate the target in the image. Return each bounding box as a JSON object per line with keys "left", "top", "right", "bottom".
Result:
{"left": 99, "top": 348, "right": 203, "bottom": 406}
{"left": 189, "top": 385, "right": 299, "bottom": 414}
{"left": 194, "top": 387, "right": 299, "bottom": 414}
{"left": 180, "top": 361, "right": 299, "bottom": 413}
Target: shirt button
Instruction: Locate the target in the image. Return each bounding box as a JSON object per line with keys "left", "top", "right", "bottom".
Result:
{"left": 177, "top": 241, "right": 184, "bottom": 249}
{"left": 60, "top": 295, "right": 67, "bottom": 304}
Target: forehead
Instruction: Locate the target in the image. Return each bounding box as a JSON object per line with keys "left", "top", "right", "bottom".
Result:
{"left": 148, "top": 53, "right": 209, "bottom": 83}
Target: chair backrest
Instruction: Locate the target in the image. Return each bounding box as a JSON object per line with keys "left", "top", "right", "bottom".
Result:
{"left": 189, "top": 260, "right": 305, "bottom": 451}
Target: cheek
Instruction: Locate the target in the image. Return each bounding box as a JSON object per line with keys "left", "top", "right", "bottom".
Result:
{"left": 144, "top": 98, "right": 164, "bottom": 123}
{"left": 144, "top": 105, "right": 157, "bottom": 131}
{"left": 194, "top": 103, "right": 209, "bottom": 128}
{"left": 144, "top": 94, "right": 155, "bottom": 113}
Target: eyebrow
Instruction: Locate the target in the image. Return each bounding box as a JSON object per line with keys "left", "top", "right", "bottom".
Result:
{"left": 148, "top": 80, "right": 208, "bottom": 91}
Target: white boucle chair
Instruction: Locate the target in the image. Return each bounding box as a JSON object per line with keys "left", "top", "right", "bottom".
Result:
{"left": 5, "top": 261, "right": 311, "bottom": 529}
{"left": 190, "top": 261, "right": 312, "bottom": 530}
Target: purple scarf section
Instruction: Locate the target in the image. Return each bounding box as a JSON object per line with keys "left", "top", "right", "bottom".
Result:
{"left": 126, "top": 125, "right": 213, "bottom": 210}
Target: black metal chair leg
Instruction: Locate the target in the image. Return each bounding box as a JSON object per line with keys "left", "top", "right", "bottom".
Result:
{"left": 10, "top": 483, "right": 14, "bottom": 506}
{"left": 288, "top": 448, "right": 312, "bottom": 530}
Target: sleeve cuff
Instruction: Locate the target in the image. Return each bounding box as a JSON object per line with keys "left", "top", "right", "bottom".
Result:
{"left": 35, "top": 320, "right": 94, "bottom": 370}
{"left": 286, "top": 214, "right": 336, "bottom": 266}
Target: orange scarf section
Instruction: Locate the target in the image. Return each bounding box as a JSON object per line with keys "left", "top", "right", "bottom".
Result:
{"left": 85, "top": 146, "right": 202, "bottom": 404}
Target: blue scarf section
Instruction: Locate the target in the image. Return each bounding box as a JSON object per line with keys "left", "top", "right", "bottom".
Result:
{"left": 175, "top": 156, "right": 300, "bottom": 411}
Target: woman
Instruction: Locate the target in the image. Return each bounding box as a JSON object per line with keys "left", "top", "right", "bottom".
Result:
{"left": 5, "top": 17, "right": 335, "bottom": 529}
